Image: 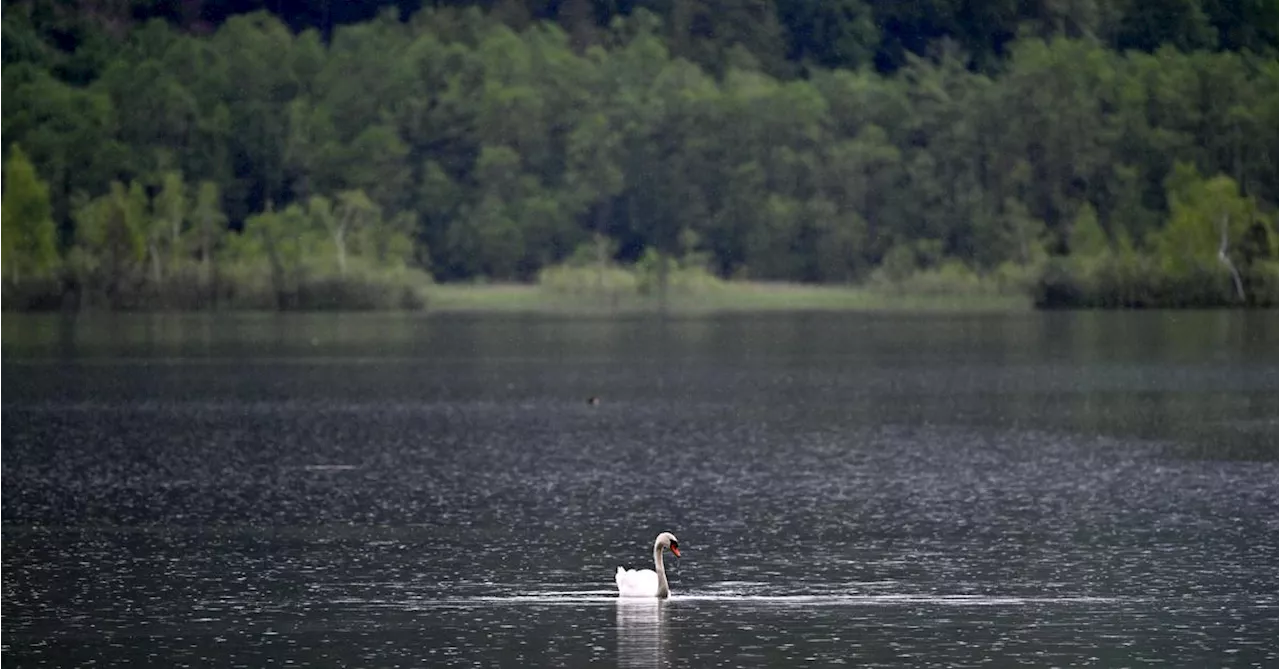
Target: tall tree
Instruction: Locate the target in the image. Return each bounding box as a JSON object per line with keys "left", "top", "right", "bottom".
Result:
{"left": 1, "top": 145, "right": 60, "bottom": 283}
{"left": 73, "top": 181, "right": 149, "bottom": 301}
{"left": 151, "top": 171, "right": 187, "bottom": 281}
{"left": 189, "top": 180, "right": 227, "bottom": 291}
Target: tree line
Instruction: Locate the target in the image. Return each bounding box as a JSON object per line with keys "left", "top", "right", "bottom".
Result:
{"left": 2, "top": 1, "right": 1276, "bottom": 309}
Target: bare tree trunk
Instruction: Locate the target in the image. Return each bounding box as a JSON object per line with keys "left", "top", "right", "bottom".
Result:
{"left": 658, "top": 251, "right": 670, "bottom": 315}
{"left": 171, "top": 219, "right": 182, "bottom": 274}
{"left": 262, "top": 233, "right": 288, "bottom": 311}
{"left": 211, "top": 255, "right": 222, "bottom": 311}
{"left": 595, "top": 232, "right": 606, "bottom": 287}
{"left": 150, "top": 243, "right": 163, "bottom": 286}
{"left": 1217, "top": 214, "right": 1245, "bottom": 302}
{"left": 198, "top": 216, "right": 213, "bottom": 308}
{"left": 594, "top": 200, "right": 609, "bottom": 292}
{"left": 200, "top": 224, "right": 210, "bottom": 288}
{"left": 332, "top": 209, "right": 352, "bottom": 277}
{"left": 1016, "top": 213, "right": 1030, "bottom": 265}
{"left": 335, "top": 228, "right": 347, "bottom": 276}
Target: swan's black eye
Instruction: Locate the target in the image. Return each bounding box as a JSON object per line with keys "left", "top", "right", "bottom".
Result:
{"left": 671, "top": 541, "right": 678, "bottom": 549}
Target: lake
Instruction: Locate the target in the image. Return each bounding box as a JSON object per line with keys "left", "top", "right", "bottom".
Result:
{"left": 2, "top": 310, "right": 1276, "bottom": 667}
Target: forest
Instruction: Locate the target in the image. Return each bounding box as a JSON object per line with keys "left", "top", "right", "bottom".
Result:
{"left": 2, "top": 0, "right": 1276, "bottom": 310}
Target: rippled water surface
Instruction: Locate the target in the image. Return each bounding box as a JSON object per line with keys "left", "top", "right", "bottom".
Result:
{"left": 3, "top": 311, "right": 1276, "bottom": 667}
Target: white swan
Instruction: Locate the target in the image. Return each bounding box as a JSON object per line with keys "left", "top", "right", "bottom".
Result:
{"left": 615, "top": 532, "right": 680, "bottom": 598}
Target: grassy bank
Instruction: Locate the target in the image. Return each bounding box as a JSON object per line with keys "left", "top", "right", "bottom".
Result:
{"left": 3, "top": 272, "right": 1030, "bottom": 314}
{"left": 0, "top": 252, "right": 1037, "bottom": 314}
{"left": 2, "top": 263, "right": 434, "bottom": 312}
{"left": 424, "top": 282, "right": 1030, "bottom": 314}
{"left": 487, "top": 257, "right": 1034, "bottom": 314}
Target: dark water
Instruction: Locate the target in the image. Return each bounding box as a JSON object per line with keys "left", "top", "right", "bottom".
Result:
{"left": 3, "top": 311, "right": 1276, "bottom": 667}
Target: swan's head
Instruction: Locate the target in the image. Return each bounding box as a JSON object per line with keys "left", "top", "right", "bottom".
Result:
{"left": 655, "top": 532, "right": 680, "bottom": 558}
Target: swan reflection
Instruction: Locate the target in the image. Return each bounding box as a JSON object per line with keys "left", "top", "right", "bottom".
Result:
{"left": 616, "top": 599, "right": 667, "bottom": 669}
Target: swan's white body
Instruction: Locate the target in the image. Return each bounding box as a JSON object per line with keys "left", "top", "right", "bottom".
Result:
{"left": 616, "top": 532, "right": 679, "bottom": 598}
{"left": 615, "top": 567, "right": 663, "bottom": 598}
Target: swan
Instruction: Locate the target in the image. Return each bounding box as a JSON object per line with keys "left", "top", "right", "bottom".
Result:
{"left": 615, "top": 532, "right": 680, "bottom": 598}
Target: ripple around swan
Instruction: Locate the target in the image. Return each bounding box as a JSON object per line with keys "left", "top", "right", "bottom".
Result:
{"left": 355, "top": 591, "right": 1130, "bottom": 610}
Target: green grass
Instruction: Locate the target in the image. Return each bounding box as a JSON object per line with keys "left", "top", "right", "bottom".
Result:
{"left": 424, "top": 281, "right": 1031, "bottom": 314}
{"left": 3, "top": 266, "right": 1030, "bottom": 314}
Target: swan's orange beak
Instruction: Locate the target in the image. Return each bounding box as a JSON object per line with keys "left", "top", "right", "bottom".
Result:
{"left": 670, "top": 546, "right": 681, "bottom": 558}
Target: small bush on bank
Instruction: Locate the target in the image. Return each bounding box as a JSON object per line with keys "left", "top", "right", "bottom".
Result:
{"left": 866, "top": 260, "right": 1024, "bottom": 298}
{"left": 538, "top": 264, "right": 639, "bottom": 296}
{"left": 633, "top": 248, "right": 724, "bottom": 296}
{"left": 538, "top": 248, "right": 724, "bottom": 300}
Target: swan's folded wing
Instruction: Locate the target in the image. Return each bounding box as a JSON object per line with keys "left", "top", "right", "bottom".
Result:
{"left": 615, "top": 568, "right": 660, "bottom": 597}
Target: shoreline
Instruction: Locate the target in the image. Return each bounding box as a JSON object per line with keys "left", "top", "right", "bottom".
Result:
{"left": 1, "top": 281, "right": 1034, "bottom": 315}
{"left": 423, "top": 283, "right": 1032, "bottom": 314}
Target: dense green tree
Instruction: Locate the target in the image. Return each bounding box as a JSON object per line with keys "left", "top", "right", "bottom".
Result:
{"left": 1115, "top": 0, "right": 1218, "bottom": 52}
{"left": 1, "top": 0, "right": 1276, "bottom": 309}
{"left": 1069, "top": 204, "right": 1109, "bottom": 258}
{"left": 209, "top": 12, "right": 303, "bottom": 218}
{"left": 1154, "top": 163, "right": 1260, "bottom": 297}
{"left": 189, "top": 180, "right": 227, "bottom": 289}
{"left": 777, "top": 0, "right": 877, "bottom": 70}
{"left": 1, "top": 145, "right": 60, "bottom": 282}
{"left": 330, "top": 190, "right": 381, "bottom": 276}
{"left": 2, "top": 10, "right": 60, "bottom": 70}
{"left": 71, "top": 181, "right": 149, "bottom": 300}
{"left": 148, "top": 171, "right": 187, "bottom": 286}
{"left": 2, "top": 64, "right": 125, "bottom": 226}
{"left": 237, "top": 202, "right": 323, "bottom": 308}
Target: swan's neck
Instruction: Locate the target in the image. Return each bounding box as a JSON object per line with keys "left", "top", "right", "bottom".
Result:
{"left": 653, "top": 543, "right": 669, "bottom": 598}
